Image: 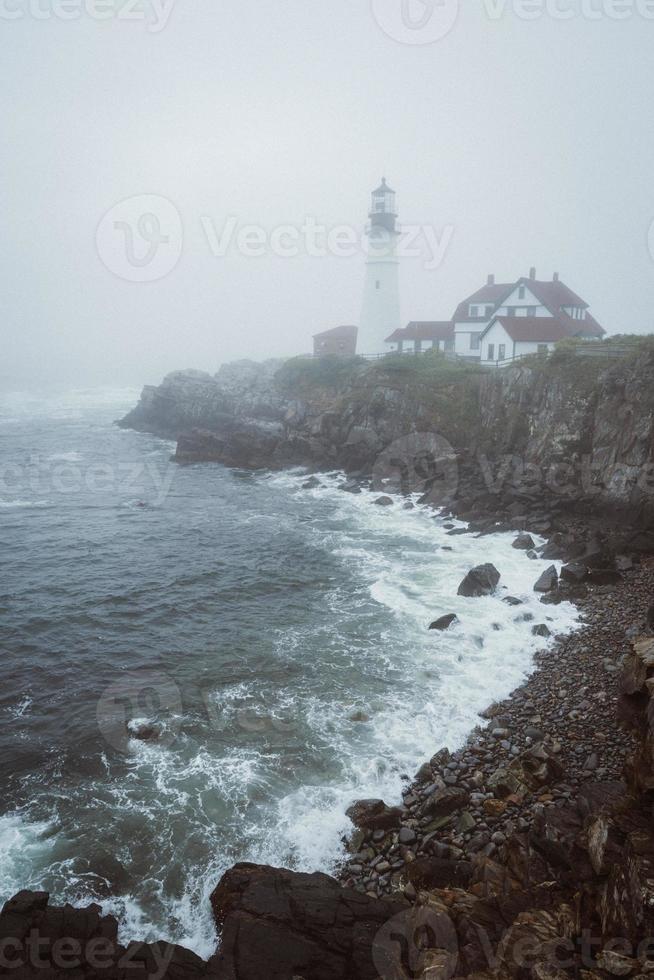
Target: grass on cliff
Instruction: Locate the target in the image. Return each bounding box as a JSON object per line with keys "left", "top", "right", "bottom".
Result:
{"left": 275, "top": 355, "right": 366, "bottom": 391}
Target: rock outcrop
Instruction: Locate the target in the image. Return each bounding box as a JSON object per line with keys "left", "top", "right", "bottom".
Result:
{"left": 119, "top": 349, "right": 654, "bottom": 536}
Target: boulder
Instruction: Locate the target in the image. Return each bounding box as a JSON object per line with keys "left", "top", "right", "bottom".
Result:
{"left": 210, "top": 864, "right": 406, "bottom": 980}
{"left": 373, "top": 496, "right": 394, "bottom": 507}
{"left": 532, "top": 624, "right": 551, "bottom": 638}
{"left": 503, "top": 596, "right": 523, "bottom": 606}
{"left": 512, "top": 533, "right": 536, "bottom": 550}
{"left": 429, "top": 613, "right": 459, "bottom": 631}
{"left": 534, "top": 566, "right": 558, "bottom": 593}
{"left": 457, "top": 564, "right": 501, "bottom": 597}
{"left": 561, "top": 562, "right": 587, "bottom": 584}
{"left": 345, "top": 799, "right": 403, "bottom": 831}
{"left": 302, "top": 477, "right": 321, "bottom": 490}
{"left": 420, "top": 786, "right": 469, "bottom": 819}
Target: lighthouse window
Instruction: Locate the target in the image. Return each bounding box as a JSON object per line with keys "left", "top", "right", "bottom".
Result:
{"left": 376, "top": 280, "right": 380, "bottom": 290}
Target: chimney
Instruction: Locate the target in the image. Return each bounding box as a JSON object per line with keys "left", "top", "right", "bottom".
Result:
{"left": 553, "top": 271, "right": 559, "bottom": 282}
{"left": 529, "top": 267, "right": 536, "bottom": 280}
{"left": 487, "top": 274, "right": 495, "bottom": 285}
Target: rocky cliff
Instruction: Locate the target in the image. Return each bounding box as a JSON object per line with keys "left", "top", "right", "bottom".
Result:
{"left": 119, "top": 348, "right": 654, "bottom": 534}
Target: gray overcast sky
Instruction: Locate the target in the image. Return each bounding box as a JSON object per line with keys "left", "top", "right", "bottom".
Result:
{"left": 2, "top": 0, "right": 653, "bottom": 385}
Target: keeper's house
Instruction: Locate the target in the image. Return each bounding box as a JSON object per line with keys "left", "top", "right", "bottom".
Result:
{"left": 453, "top": 269, "right": 605, "bottom": 362}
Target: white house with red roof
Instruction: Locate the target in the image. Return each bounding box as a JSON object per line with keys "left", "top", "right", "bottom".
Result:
{"left": 453, "top": 269, "right": 605, "bottom": 361}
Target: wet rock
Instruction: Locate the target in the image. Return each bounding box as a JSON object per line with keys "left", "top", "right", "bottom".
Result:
{"left": 512, "top": 533, "right": 536, "bottom": 550}
{"left": 457, "top": 564, "right": 501, "bottom": 597}
{"left": 429, "top": 614, "right": 459, "bottom": 631}
{"left": 503, "top": 596, "right": 523, "bottom": 606}
{"left": 532, "top": 624, "right": 551, "bottom": 638}
{"left": 561, "top": 562, "right": 588, "bottom": 583}
{"left": 534, "top": 565, "right": 558, "bottom": 593}
{"left": 420, "top": 786, "right": 470, "bottom": 819}
{"left": 302, "top": 476, "right": 322, "bottom": 489}
{"left": 346, "top": 799, "right": 403, "bottom": 832}
{"left": 373, "top": 496, "right": 394, "bottom": 507}
{"left": 211, "top": 864, "right": 407, "bottom": 980}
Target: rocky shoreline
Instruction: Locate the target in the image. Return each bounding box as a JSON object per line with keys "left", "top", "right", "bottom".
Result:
{"left": 339, "top": 552, "right": 649, "bottom": 901}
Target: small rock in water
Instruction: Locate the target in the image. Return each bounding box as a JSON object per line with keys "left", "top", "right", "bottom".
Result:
{"left": 512, "top": 533, "right": 536, "bottom": 551}
{"left": 429, "top": 614, "right": 459, "bottom": 632}
{"left": 302, "top": 476, "right": 322, "bottom": 490}
{"left": 503, "top": 596, "right": 523, "bottom": 606}
{"left": 532, "top": 624, "right": 551, "bottom": 638}
{"left": 373, "top": 496, "right": 394, "bottom": 507}
{"left": 534, "top": 566, "right": 558, "bottom": 593}
{"left": 457, "top": 564, "right": 501, "bottom": 598}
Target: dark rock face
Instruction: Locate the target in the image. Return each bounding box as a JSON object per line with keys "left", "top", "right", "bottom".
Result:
{"left": 210, "top": 864, "right": 406, "bottom": 980}
{"left": 457, "top": 564, "right": 501, "bottom": 597}
{"left": 561, "top": 562, "right": 587, "bottom": 583}
{"left": 429, "top": 613, "right": 459, "bottom": 631}
{"left": 345, "top": 799, "right": 403, "bottom": 831}
{"left": 0, "top": 891, "right": 211, "bottom": 980}
{"left": 534, "top": 565, "right": 558, "bottom": 593}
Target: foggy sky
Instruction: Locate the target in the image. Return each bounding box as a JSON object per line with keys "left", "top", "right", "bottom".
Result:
{"left": 2, "top": 0, "right": 653, "bottom": 386}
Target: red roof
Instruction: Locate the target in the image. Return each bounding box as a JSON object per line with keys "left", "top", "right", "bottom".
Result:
{"left": 488, "top": 316, "right": 571, "bottom": 343}
{"left": 453, "top": 283, "right": 514, "bottom": 322}
{"left": 313, "top": 324, "right": 358, "bottom": 340}
{"left": 453, "top": 275, "right": 605, "bottom": 336}
{"left": 386, "top": 321, "right": 454, "bottom": 343}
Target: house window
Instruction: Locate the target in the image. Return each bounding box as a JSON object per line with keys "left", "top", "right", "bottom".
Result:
{"left": 415, "top": 340, "right": 422, "bottom": 353}
{"left": 469, "top": 305, "right": 479, "bottom": 317}
{"left": 527, "top": 307, "right": 536, "bottom": 316}
{"left": 519, "top": 286, "right": 526, "bottom": 299}
{"left": 376, "top": 280, "right": 381, "bottom": 290}
{"left": 470, "top": 333, "right": 481, "bottom": 351}
{"left": 487, "top": 344, "right": 495, "bottom": 361}
{"left": 485, "top": 306, "right": 494, "bottom": 317}
{"left": 537, "top": 344, "right": 549, "bottom": 355}
{"left": 506, "top": 308, "right": 516, "bottom": 317}
{"left": 498, "top": 344, "right": 506, "bottom": 361}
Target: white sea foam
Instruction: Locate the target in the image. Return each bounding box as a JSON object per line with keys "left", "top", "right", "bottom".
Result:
{"left": 0, "top": 499, "right": 50, "bottom": 509}
{"left": 263, "top": 470, "right": 581, "bottom": 876}
{"left": 5, "top": 696, "right": 33, "bottom": 719}
{"left": 0, "top": 813, "right": 55, "bottom": 898}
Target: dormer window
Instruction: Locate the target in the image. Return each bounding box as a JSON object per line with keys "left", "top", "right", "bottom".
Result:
{"left": 469, "top": 305, "right": 479, "bottom": 317}
{"left": 518, "top": 286, "right": 526, "bottom": 299}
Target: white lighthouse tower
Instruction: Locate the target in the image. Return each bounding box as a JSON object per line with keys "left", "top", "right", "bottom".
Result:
{"left": 358, "top": 178, "right": 402, "bottom": 355}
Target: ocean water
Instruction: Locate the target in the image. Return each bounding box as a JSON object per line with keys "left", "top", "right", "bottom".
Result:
{"left": 0, "top": 385, "right": 580, "bottom": 957}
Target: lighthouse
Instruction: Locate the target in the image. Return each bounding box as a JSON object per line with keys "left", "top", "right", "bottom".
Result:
{"left": 358, "top": 178, "right": 402, "bottom": 355}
